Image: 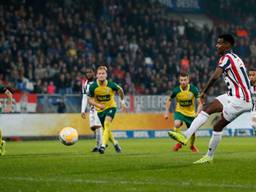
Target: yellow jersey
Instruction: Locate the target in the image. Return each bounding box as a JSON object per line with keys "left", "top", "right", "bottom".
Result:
{"left": 170, "top": 84, "right": 199, "bottom": 117}
{"left": 88, "top": 80, "right": 121, "bottom": 112}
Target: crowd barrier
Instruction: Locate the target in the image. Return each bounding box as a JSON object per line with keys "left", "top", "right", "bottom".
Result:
{"left": 0, "top": 112, "right": 254, "bottom": 138}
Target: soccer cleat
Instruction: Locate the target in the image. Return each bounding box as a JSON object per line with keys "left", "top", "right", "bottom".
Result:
{"left": 98, "top": 146, "right": 105, "bottom": 154}
{"left": 0, "top": 140, "right": 6, "bottom": 156}
{"left": 190, "top": 145, "right": 199, "bottom": 153}
{"left": 193, "top": 155, "right": 213, "bottom": 164}
{"left": 173, "top": 143, "right": 182, "bottom": 151}
{"left": 91, "top": 147, "right": 99, "bottom": 152}
{"left": 114, "top": 144, "right": 122, "bottom": 153}
{"left": 168, "top": 131, "right": 188, "bottom": 145}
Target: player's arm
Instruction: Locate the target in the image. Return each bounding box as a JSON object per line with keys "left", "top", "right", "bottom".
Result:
{"left": 196, "top": 98, "right": 203, "bottom": 114}
{"left": 164, "top": 97, "right": 172, "bottom": 120}
{"left": 117, "top": 86, "right": 127, "bottom": 112}
{"left": 87, "top": 84, "right": 104, "bottom": 110}
{"left": 164, "top": 89, "right": 177, "bottom": 119}
{"left": 192, "top": 85, "right": 203, "bottom": 114}
{"left": 88, "top": 97, "right": 105, "bottom": 110}
{"left": 200, "top": 67, "right": 223, "bottom": 103}
{"left": 81, "top": 93, "right": 88, "bottom": 119}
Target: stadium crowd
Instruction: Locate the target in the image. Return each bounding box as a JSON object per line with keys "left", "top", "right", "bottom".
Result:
{"left": 0, "top": 0, "right": 255, "bottom": 95}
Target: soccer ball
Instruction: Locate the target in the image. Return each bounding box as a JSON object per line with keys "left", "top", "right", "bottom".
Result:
{"left": 59, "top": 127, "right": 78, "bottom": 146}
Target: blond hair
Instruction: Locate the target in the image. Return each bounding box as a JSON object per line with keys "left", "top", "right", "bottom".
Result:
{"left": 97, "top": 65, "right": 108, "bottom": 72}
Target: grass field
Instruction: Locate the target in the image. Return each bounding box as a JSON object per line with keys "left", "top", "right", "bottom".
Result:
{"left": 0, "top": 137, "right": 256, "bottom": 192}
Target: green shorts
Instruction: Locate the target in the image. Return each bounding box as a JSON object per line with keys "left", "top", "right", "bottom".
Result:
{"left": 97, "top": 107, "right": 117, "bottom": 126}
{"left": 174, "top": 112, "right": 195, "bottom": 128}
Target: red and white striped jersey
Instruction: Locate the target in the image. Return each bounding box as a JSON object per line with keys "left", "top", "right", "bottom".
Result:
{"left": 251, "top": 85, "right": 256, "bottom": 111}
{"left": 82, "top": 80, "right": 94, "bottom": 95}
{"left": 81, "top": 79, "right": 95, "bottom": 113}
{"left": 218, "top": 52, "right": 252, "bottom": 102}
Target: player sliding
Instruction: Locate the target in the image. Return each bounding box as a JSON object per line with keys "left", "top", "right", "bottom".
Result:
{"left": 88, "top": 66, "right": 126, "bottom": 154}
{"left": 168, "top": 34, "right": 253, "bottom": 164}
{"left": 0, "top": 85, "right": 13, "bottom": 156}
{"left": 248, "top": 68, "right": 256, "bottom": 131}
{"left": 164, "top": 72, "right": 202, "bottom": 152}
{"left": 81, "top": 68, "right": 103, "bottom": 152}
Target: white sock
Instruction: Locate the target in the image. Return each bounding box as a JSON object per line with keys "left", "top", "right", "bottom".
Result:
{"left": 95, "top": 127, "right": 103, "bottom": 148}
{"left": 184, "top": 111, "right": 209, "bottom": 139}
{"left": 207, "top": 131, "right": 222, "bottom": 157}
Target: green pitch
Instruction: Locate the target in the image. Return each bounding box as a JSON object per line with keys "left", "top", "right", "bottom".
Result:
{"left": 0, "top": 137, "right": 256, "bottom": 192}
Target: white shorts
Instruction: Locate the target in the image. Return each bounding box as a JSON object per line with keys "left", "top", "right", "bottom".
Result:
{"left": 216, "top": 94, "right": 252, "bottom": 122}
{"left": 89, "top": 109, "right": 102, "bottom": 128}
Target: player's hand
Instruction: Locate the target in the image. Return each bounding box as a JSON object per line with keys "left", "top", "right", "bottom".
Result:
{"left": 164, "top": 112, "right": 169, "bottom": 120}
{"left": 98, "top": 104, "right": 105, "bottom": 110}
{"left": 81, "top": 112, "right": 87, "bottom": 119}
{"left": 121, "top": 103, "right": 127, "bottom": 112}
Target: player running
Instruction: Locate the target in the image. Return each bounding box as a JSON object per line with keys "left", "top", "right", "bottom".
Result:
{"left": 81, "top": 68, "right": 103, "bottom": 152}
{"left": 88, "top": 66, "right": 126, "bottom": 154}
{"left": 168, "top": 34, "right": 253, "bottom": 164}
{"left": 164, "top": 72, "right": 202, "bottom": 152}
{"left": 248, "top": 68, "right": 256, "bottom": 131}
{"left": 0, "top": 85, "right": 13, "bottom": 156}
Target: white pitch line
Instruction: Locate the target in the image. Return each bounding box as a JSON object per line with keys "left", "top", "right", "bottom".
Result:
{"left": 1, "top": 176, "right": 256, "bottom": 190}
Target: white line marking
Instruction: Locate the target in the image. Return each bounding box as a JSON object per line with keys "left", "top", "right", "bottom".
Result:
{"left": 1, "top": 176, "right": 255, "bottom": 189}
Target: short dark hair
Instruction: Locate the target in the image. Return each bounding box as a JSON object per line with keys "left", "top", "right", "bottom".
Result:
{"left": 219, "top": 34, "right": 235, "bottom": 46}
{"left": 249, "top": 68, "right": 256, "bottom": 72}
{"left": 86, "top": 67, "right": 95, "bottom": 72}
{"left": 179, "top": 72, "right": 189, "bottom": 77}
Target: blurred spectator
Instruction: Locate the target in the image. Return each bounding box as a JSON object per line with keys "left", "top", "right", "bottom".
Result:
{"left": 47, "top": 81, "right": 56, "bottom": 94}
{"left": 54, "top": 97, "right": 66, "bottom": 113}
{"left": 180, "top": 56, "right": 190, "bottom": 73}
{"left": 0, "top": 0, "right": 255, "bottom": 96}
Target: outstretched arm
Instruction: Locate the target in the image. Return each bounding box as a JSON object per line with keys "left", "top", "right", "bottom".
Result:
{"left": 200, "top": 67, "right": 223, "bottom": 103}
{"left": 117, "top": 87, "right": 126, "bottom": 112}
{"left": 164, "top": 97, "right": 171, "bottom": 120}
{"left": 196, "top": 98, "right": 203, "bottom": 114}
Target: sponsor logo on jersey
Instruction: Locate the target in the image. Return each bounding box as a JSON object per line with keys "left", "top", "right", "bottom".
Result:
{"left": 96, "top": 95, "right": 111, "bottom": 101}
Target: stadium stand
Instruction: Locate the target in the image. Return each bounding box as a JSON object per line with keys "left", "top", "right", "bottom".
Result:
{"left": 0, "top": 0, "right": 255, "bottom": 95}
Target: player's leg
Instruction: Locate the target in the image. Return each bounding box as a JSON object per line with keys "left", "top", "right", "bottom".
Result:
{"left": 103, "top": 116, "right": 114, "bottom": 145}
{"left": 105, "top": 108, "right": 121, "bottom": 152}
{"left": 89, "top": 110, "right": 103, "bottom": 152}
{"left": 184, "top": 98, "right": 223, "bottom": 139}
{"left": 193, "top": 114, "right": 229, "bottom": 164}
{"left": 169, "top": 97, "right": 224, "bottom": 145}
{"left": 202, "top": 97, "right": 252, "bottom": 161}
{"left": 206, "top": 114, "right": 229, "bottom": 157}
{"left": 97, "top": 111, "right": 107, "bottom": 154}
{"left": 90, "top": 126, "right": 102, "bottom": 152}
{"left": 173, "top": 119, "right": 183, "bottom": 133}
{"left": 173, "top": 119, "right": 183, "bottom": 151}
{"left": 185, "top": 120, "right": 199, "bottom": 153}
{"left": 95, "top": 126, "right": 103, "bottom": 149}
{"left": 99, "top": 108, "right": 120, "bottom": 153}
{"left": 0, "top": 129, "right": 6, "bottom": 156}
{"left": 194, "top": 96, "right": 252, "bottom": 164}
